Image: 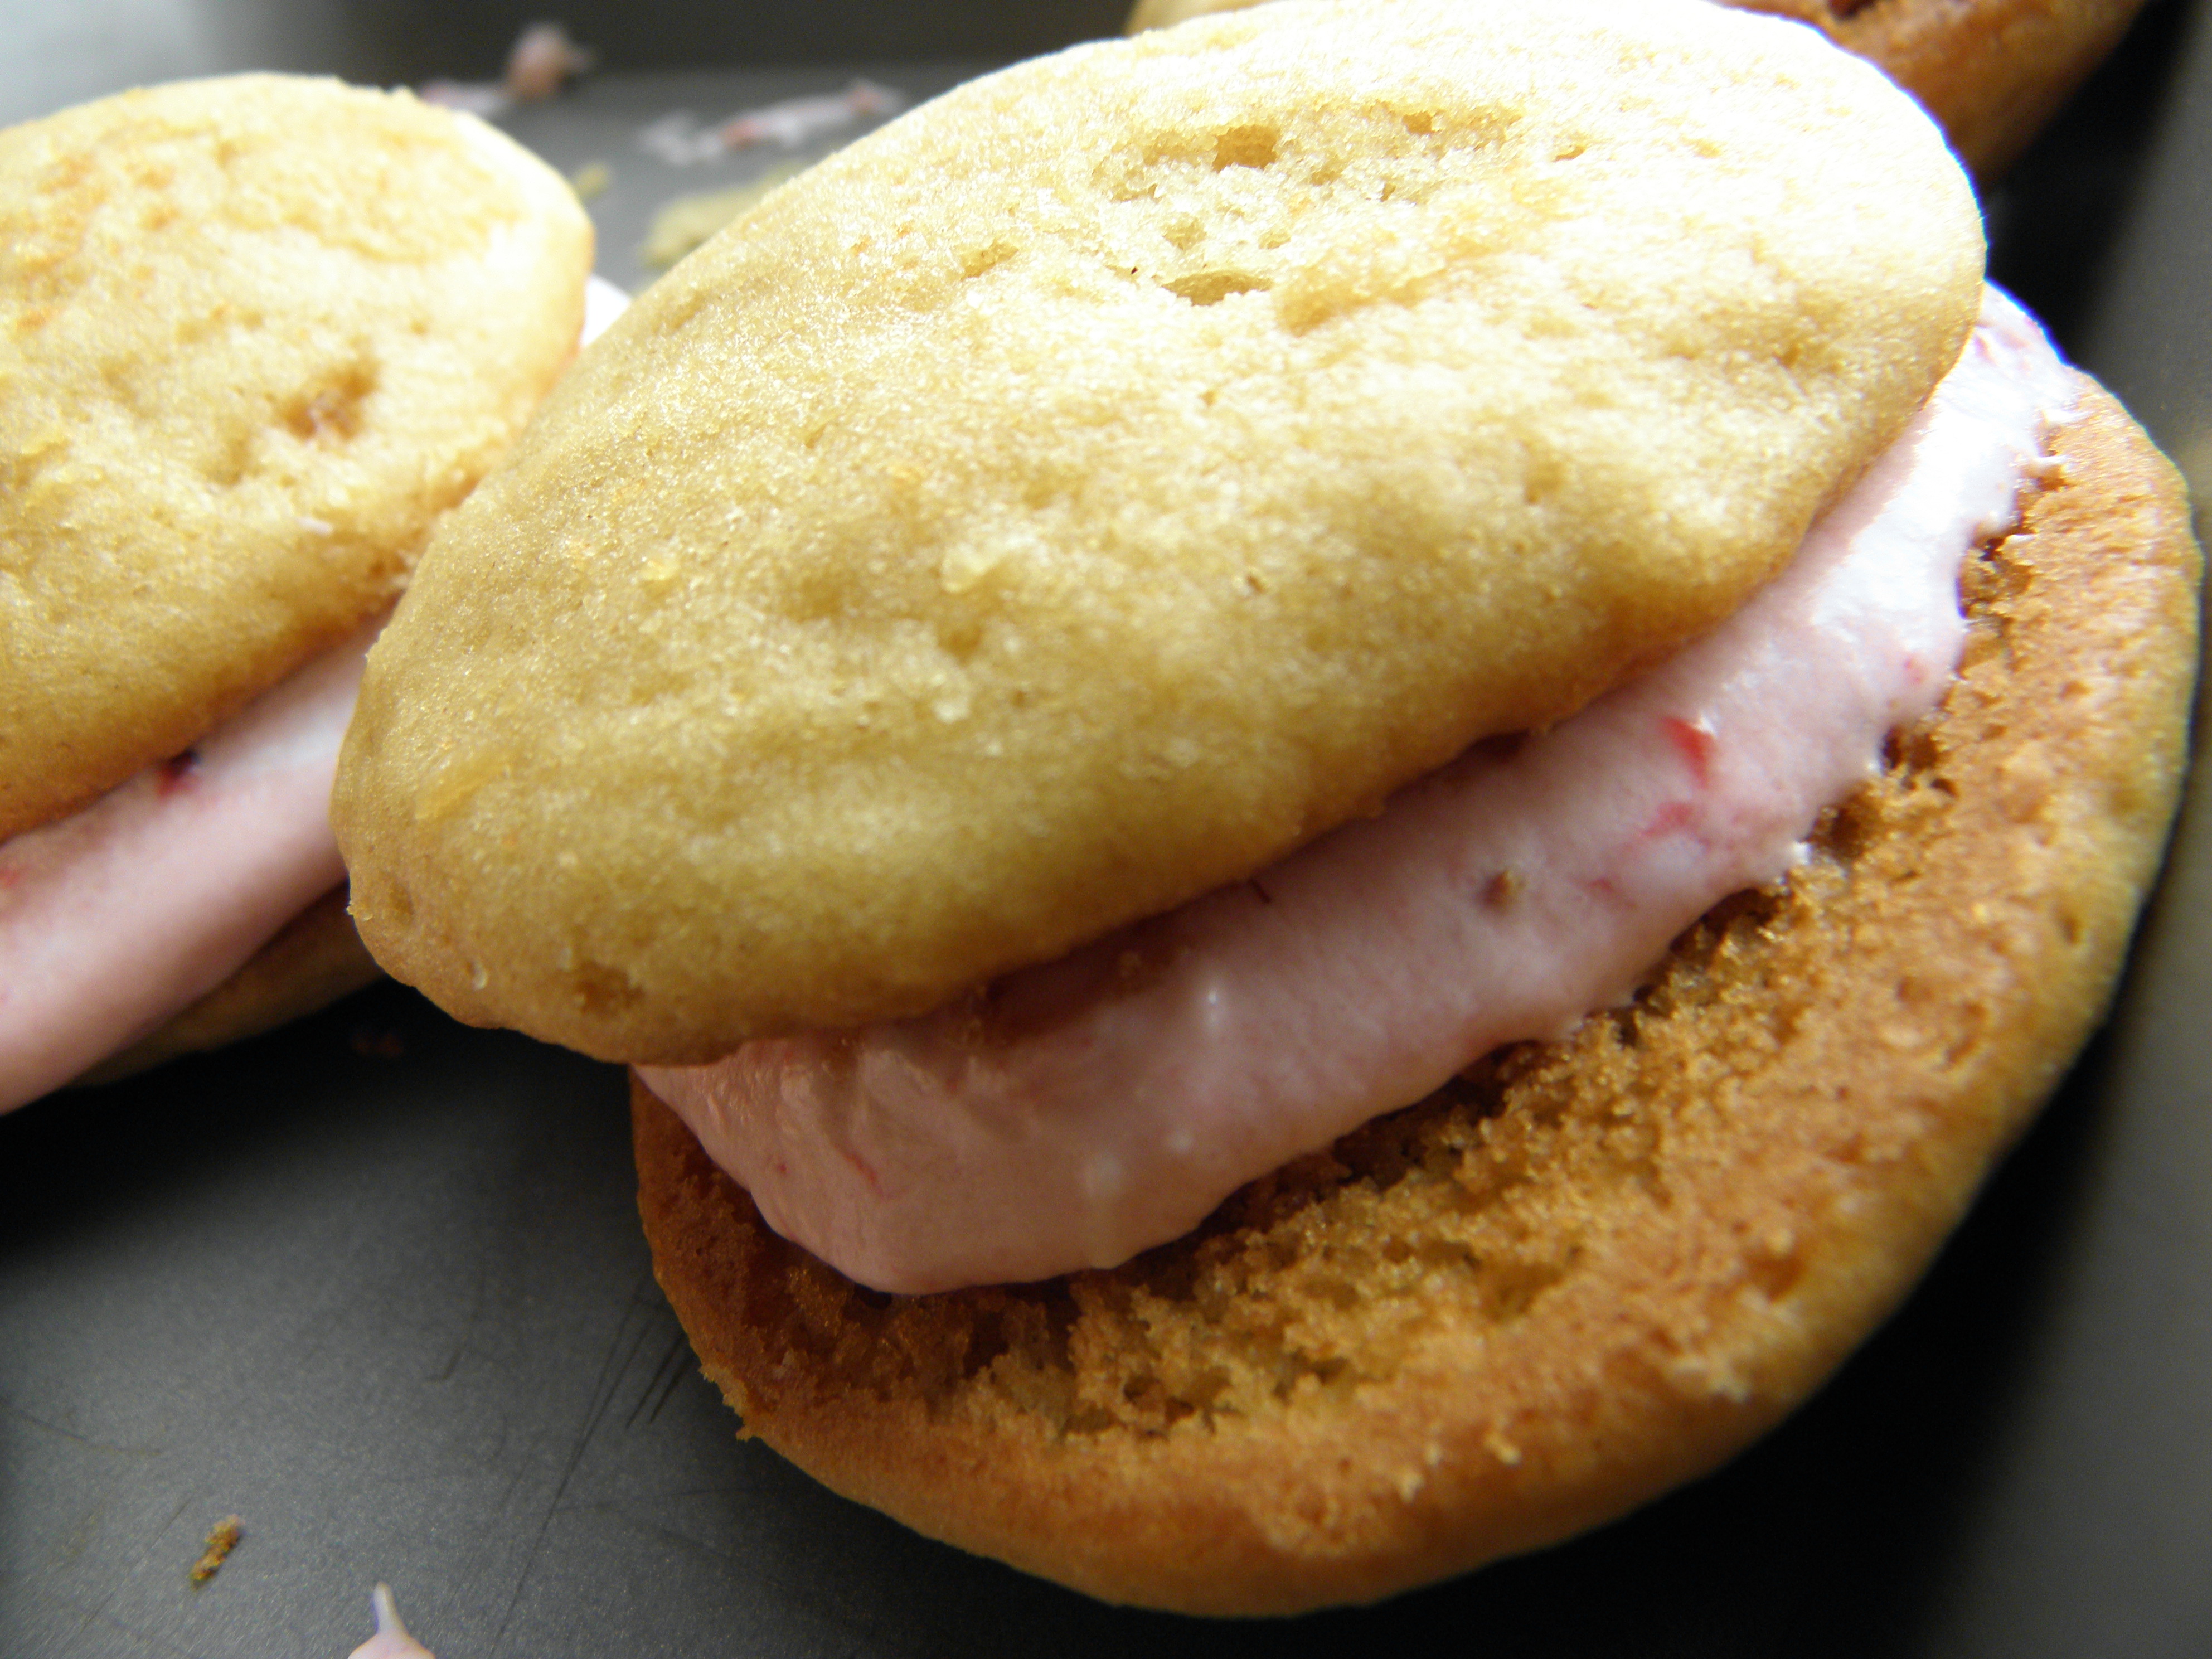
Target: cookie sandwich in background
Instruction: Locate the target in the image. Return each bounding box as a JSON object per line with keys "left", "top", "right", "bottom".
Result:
{"left": 0, "top": 74, "right": 605, "bottom": 1113}
{"left": 1127, "top": 0, "right": 2153, "bottom": 179}
{"left": 331, "top": 0, "right": 2198, "bottom": 1614}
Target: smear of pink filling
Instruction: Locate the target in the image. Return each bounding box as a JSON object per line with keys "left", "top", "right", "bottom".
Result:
{"left": 0, "top": 624, "right": 377, "bottom": 1113}
{"left": 646, "top": 288, "right": 2078, "bottom": 1294}
{"left": 347, "top": 1584, "right": 434, "bottom": 1659}
{"left": 0, "top": 278, "right": 631, "bottom": 1115}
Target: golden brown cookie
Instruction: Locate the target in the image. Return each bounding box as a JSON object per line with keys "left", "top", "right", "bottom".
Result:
{"left": 1126, "top": 0, "right": 2149, "bottom": 178}
{"left": 334, "top": 0, "right": 1981, "bottom": 1063}
{"left": 0, "top": 74, "right": 593, "bottom": 841}
{"left": 634, "top": 379, "right": 2199, "bottom": 1614}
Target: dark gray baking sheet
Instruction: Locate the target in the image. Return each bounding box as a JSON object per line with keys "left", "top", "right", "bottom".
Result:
{"left": 5, "top": 14, "right": 2211, "bottom": 1656}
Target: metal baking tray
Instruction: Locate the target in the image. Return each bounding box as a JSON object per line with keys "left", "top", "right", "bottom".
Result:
{"left": 4, "top": 13, "right": 2208, "bottom": 1653}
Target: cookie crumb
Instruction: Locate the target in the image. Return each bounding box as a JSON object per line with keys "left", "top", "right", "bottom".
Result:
{"left": 639, "top": 172, "right": 802, "bottom": 270}
{"left": 188, "top": 1515, "right": 242, "bottom": 1584}
{"left": 350, "top": 1024, "right": 408, "bottom": 1060}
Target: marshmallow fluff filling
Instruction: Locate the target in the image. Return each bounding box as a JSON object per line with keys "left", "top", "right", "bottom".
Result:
{"left": 0, "top": 276, "right": 630, "bottom": 1114}
{"left": 643, "top": 288, "right": 2081, "bottom": 1295}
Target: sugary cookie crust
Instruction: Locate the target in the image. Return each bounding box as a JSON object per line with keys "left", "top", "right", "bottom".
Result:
{"left": 634, "top": 380, "right": 2198, "bottom": 1614}
{"left": 1126, "top": 0, "right": 2150, "bottom": 178}
{"left": 0, "top": 75, "right": 592, "bottom": 840}
{"left": 336, "top": 0, "right": 1981, "bottom": 1061}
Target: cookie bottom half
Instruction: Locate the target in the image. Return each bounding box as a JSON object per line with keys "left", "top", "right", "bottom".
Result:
{"left": 635, "top": 380, "right": 2198, "bottom": 1615}
{"left": 1124, "top": 0, "right": 2150, "bottom": 178}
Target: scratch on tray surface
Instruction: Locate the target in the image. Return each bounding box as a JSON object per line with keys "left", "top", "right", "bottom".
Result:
{"left": 69, "top": 1492, "right": 192, "bottom": 1646}
{"left": 483, "top": 1267, "right": 667, "bottom": 1651}
{"left": 0, "top": 1394, "right": 163, "bottom": 1458}
{"left": 424, "top": 1243, "right": 492, "bottom": 1386}
{"left": 625, "top": 1325, "right": 696, "bottom": 1429}
{"left": 64, "top": 1602, "right": 203, "bottom": 1658}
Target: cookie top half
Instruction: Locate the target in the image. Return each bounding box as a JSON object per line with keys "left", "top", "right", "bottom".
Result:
{"left": 0, "top": 74, "right": 592, "bottom": 841}
{"left": 335, "top": 0, "right": 1982, "bottom": 1062}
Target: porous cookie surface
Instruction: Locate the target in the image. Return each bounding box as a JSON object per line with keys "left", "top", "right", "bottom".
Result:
{"left": 0, "top": 75, "right": 591, "bottom": 841}
{"left": 634, "top": 384, "right": 2199, "bottom": 1614}
{"left": 1126, "top": 0, "right": 2150, "bottom": 178}
{"left": 337, "top": 0, "right": 1980, "bottom": 1060}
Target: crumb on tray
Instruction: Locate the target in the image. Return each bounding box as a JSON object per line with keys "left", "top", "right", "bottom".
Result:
{"left": 188, "top": 1515, "right": 242, "bottom": 1584}
{"left": 420, "top": 18, "right": 596, "bottom": 117}
{"left": 640, "top": 169, "right": 806, "bottom": 269}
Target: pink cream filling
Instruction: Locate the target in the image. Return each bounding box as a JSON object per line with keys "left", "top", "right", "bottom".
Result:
{"left": 0, "top": 277, "right": 630, "bottom": 1115}
{"left": 0, "top": 625, "right": 375, "bottom": 1113}
{"left": 644, "top": 287, "right": 2080, "bottom": 1294}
